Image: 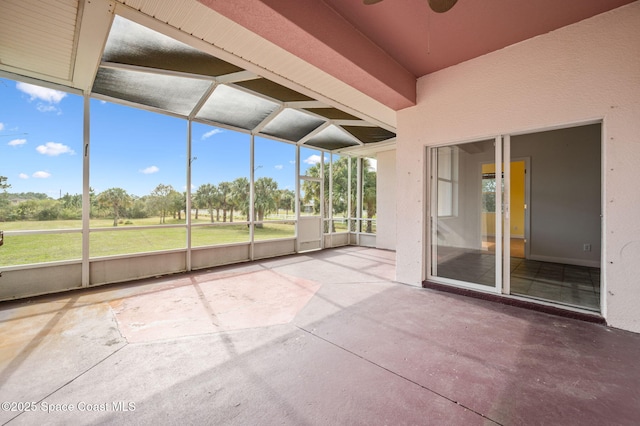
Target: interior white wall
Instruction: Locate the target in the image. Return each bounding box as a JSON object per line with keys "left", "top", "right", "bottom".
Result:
{"left": 396, "top": 3, "right": 640, "bottom": 332}
{"left": 512, "top": 125, "right": 601, "bottom": 267}
{"left": 376, "top": 149, "right": 397, "bottom": 250}
{"left": 435, "top": 140, "right": 494, "bottom": 251}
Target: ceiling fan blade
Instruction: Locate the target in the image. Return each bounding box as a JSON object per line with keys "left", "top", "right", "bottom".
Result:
{"left": 363, "top": 0, "right": 384, "bottom": 5}
{"left": 428, "top": 0, "right": 458, "bottom": 13}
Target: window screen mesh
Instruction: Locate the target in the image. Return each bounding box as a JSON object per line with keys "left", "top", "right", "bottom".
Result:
{"left": 196, "top": 85, "right": 279, "bottom": 130}
{"left": 92, "top": 68, "right": 212, "bottom": 116}
{"left": 305, "top": 125, "right": 359, "bottom": 150}
{"left": 260, "top": 108, "right": 325, "bottom": 142}
{"left": 104, "top": 16, "right": 242, "bottom": 77}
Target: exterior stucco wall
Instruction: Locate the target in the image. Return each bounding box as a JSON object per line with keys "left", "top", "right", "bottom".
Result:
{"left": 376, "top": 149, "right": 397, "bottom": 250}
{"left": 396, "top": 3, "right": 640, "bottom": 332}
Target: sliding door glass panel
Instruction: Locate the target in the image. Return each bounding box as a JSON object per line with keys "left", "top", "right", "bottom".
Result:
{"left": 509, "top": 124, "right": 602, "bottom": 311}
{"left": 431, "top": 140, "right": 497, "bottom": 287}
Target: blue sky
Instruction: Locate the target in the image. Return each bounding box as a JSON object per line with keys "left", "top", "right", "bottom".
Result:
{"left": 1, "top": 77, "right": 327, "bottom": 198}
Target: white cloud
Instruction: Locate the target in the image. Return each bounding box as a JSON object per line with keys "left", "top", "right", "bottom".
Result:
{"left": 140, "top": 166, "right": 159, "bottom": 174}
{"left": 36, "top": 142, "right": 75, "bottom": 156}
{"left": 8, "top": 138, "right": 27, "bottom": 147}
{"left": 274, "top": 164, "right": 284, "bottom": 170}
{"left": 19, "top": 173, "right": 29, "bottom": 179}
{"left": 37, "top": 104, "right": 62, "bottom": 114}
{"left": 0, "top": 123, "right": 4, "bottom": 131}
{"left": 202, "top": 129, "right": 223, "bottom": 139}
{"left": 33, "top": 171, "right": 51, "bottom": 178}
{"left": 368, "top": 159, "right": 377, "bottom": 171}
{"left": 303, "top": 154, "right": 321, "bottom": 165}
{"left": 16, "top": 82, "right": 67, "bottom": 103}
{"left": 289, "top": 160, "right": 296, "bottom": 164}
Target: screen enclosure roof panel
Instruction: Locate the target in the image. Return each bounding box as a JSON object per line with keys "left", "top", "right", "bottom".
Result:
{"left": 91, "top": 15, "right": 395, "bottom": 152}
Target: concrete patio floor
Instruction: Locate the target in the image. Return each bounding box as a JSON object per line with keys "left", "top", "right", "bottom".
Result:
{"left": 1, "top": 247, "right": 639, "bottom": 425}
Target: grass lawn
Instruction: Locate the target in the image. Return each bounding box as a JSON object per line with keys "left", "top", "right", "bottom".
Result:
{"left": 1, "top": 219, "right": 296, "bottom": 267}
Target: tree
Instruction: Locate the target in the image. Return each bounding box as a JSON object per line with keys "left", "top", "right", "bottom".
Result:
{"left": 195, "top": 183, "right": 217, "bottom": 223}
{"left": 96, "top": 188, "right": 132, "bottom": 226}
{"left": 59, "top": 192, "right": 82, "bottom": 220}
{"left": 305, "top": 156, "right": 376, "bottom": 232}
{"left": 149, "top": 184, "right": 175, "bottom": 224}
{"left": 301, "top": 162, "right": 325, "bottom": 215}
{"left": 36, "top": 199, "right": 60, "bottom": 221}
{"left": 254, "top": 177, "right": 278, "bottom": 226}
{"left": 0, "top": 176, "right": 11, "bottom": 215}
{"left": 329, "top": 157, "right": 352, "bottom": 218}
{"left": 362, "top": 159, "right": 377, "bottom": 233}
{"left": 169, "top": 190, "right": 185, "bottom": 220}
{"left": 217, "top": 181, "right": 232, "bottom": 222}
{"left": 16, "top": 199, "right": 39, "bottom": 220}
{"left": 0, "top": 176, "right": 10, "bottom": 192}
{"left": 192, "top": 189, "right": 205, "bottom": 220}
{"left": 126, "top": 195, "right": 149, "bottom": 219}
{"left": 231, "top": 177, "right": 250, "bottom": 221}
{"left": 278, "top": 189, "right": 295, "bottom": 219}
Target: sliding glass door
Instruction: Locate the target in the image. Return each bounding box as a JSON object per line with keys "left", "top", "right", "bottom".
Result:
{"left": 429, "top": 138, "right": 502, "bottom": 292}
{"left": 428, "top": 124, "right": 602, "bottom": 312}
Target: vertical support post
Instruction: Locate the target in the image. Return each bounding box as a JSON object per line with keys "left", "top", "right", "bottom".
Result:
{"left": 186, "top": 120, "right": 192, "bottom": 271}
{"left": 347, "top": 155, "right": 352, "bottom": 243}
{"left": 81, "top": 94, "right": 90, "bottom": 287}
{"left": 495, "top": 136, "right": 504, "bottom": 294}
{"left": 320, "top": 151, "right": 325, "bottom": 249}
{"left": 502, "top": 135, "right": 511, "bottom": 295}
{"left": 295, "top": 144, "right": 301, "bottom": 252}
{"left": 356, "top": 157, "right": 362, "bottom": 245}
{"left": 328, "top": 153, "right": 333, "bottom": 248}
{"left": 429, "top": 148, "right": 437, "bottom": 278}
{"left": 249, "top": 134, "right": 255, "bottom": 260}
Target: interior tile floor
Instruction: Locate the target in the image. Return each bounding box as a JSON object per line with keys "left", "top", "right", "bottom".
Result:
{"left": 510, "top": 258, "right": 601, "bottom": 311}
{"left": 437, "top": 241, "right": 601, "bottom": 311}
{"left": 2, "top": 247, "right": 638, "bottom": 425}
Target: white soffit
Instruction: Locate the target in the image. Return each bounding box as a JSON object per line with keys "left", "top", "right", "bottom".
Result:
{"left": 115, "top": 0, "right": 397, "bottom": 130}
{"left": 0, "top": 0, "right": 79, "bottom": 83}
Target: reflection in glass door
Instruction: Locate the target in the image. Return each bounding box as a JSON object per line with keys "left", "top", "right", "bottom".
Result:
{"left": 430, "top": 138, "right": 501, "bottom": 291}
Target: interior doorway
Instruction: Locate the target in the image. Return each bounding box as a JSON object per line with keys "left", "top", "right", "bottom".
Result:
{"left": 507, "top": 124, "right": 602, "bottom": 310}
{"left": 481, "top": 159, "right": 528, "bottom": 259}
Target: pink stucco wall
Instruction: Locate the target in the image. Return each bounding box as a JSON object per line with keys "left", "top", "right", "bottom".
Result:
{"left": 395, "top": 2, "right": 640, "bottom": 332}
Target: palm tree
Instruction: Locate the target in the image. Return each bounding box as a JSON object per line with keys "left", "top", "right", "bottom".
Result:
{"left": 301, "top": 162, "right": 327, "bottom": 215}
{"left": 217, "top": 181, "right": 232, "bottom": 222}
{"left": 362, "top": 160, "right": 377, "bottom": 232}
{"left": 278, "top": 189, "right": 295, "bottom": 219}
{"left": 195, "top": 183, "right": 217, "bottom": 223}
{"left": 191, "top": 192, "right": 200, "bottom": 220}
{"left": 254, "top": 177, "right": 278, "bottom": 226}
{"left": 231, "top": 177, "right": 250, "bottom": 220}
{"left": 96, "top": 187, "right": 132, "bottom": 226}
